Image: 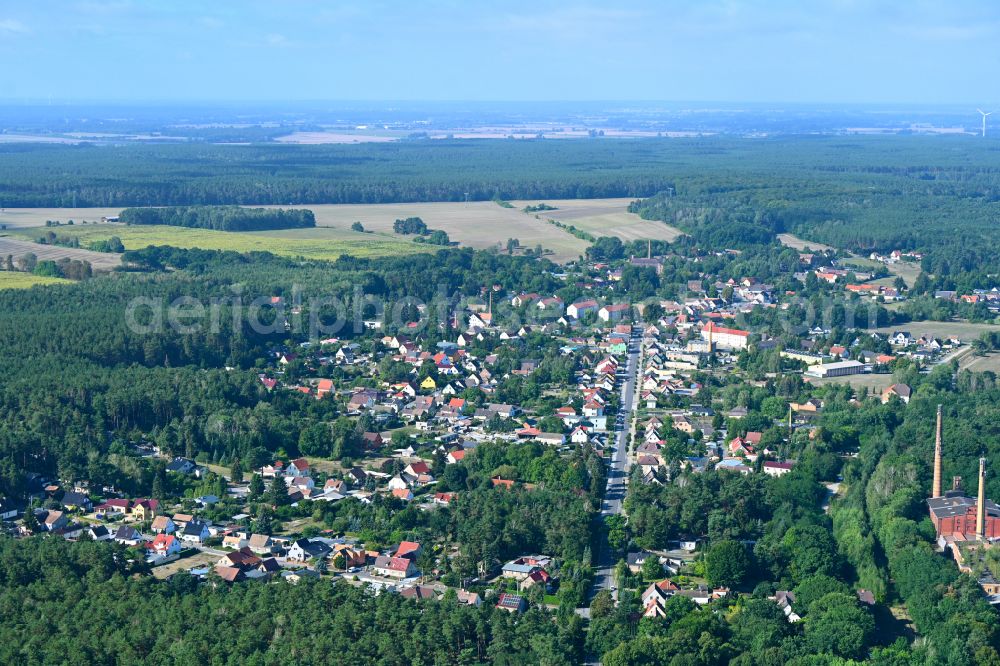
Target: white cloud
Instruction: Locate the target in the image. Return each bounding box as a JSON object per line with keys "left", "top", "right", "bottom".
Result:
{"left": 0, "top": 18, "right": 28, "bottom": 34}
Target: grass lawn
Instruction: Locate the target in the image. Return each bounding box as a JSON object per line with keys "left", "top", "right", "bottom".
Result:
{"left": 9, "top": 223, "right": 429, "bottom": 261}
{"left": 839, "top": 257, "right": 881, "bottom": 270}
{"left": 0, "top": 271, "right": 72, "bottom": 289}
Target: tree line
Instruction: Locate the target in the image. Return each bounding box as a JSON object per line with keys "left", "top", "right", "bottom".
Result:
{"left": 120, "top": 206, "right": 316, "bottom": 231}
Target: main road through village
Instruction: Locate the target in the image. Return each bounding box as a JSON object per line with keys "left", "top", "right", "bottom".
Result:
{"left": 582, "top": 325, "right": 641, "bottom": 617}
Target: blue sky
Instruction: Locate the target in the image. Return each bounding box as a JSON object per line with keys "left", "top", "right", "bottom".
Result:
{"left": 1, "top": 0, "right": 998, "bottom": 103}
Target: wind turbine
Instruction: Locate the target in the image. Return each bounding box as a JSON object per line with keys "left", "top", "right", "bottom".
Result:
{"left": 977, "top": 109, "right": 992, "bottom": 137}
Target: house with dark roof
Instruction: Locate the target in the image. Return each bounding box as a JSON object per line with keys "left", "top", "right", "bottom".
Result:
{"left": 60, "top": 490, "right": 92, "bottom": 512}
{"left": 287, "top": 538, "right": 332, "bottom": 562}
{"left": 113, "top": 524, "right": 143, "bottom": 545}
{"left": 180, "top": 519, "right": 210, "bottom": 544}
{"left": 88, "top": 525, "right": 112, "bottom": 541}
{"left": 495, "top": 593, "right": 527, "bottom": 613}
{"left": 165, "top": 457, "right": 202, "bottom": 476}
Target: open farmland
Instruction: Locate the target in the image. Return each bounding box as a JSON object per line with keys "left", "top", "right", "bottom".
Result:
{"left": 7, "top": 224, "right": 428, "bottom": 261}
{"left": 275, "top": 198, "right": 676, "bottom": 262}
{"left": 0, "top": 198, "right": 681, "bottom": 263}
{"left": 959, "top": 352, "right": 1000, "bottom": 374}
{"left": 0, "top": 236, "right": 123, "bottom": 271}
{"left": 0, "top": 271, "right": 72, "bottom": 289}
{"left": 1, "top": 198, "right": 684, "bottom": 264}
{"left": 289, "top": 201, "right": 591, "bottom": 261}
{"left": 778, "top": 233, "right": 836, "bottom": 253}
{"left": 514, "top": 198, "right": 683, "bottom": 242}
{"left": 0, "top": 207, "right": 123, "bottom": 229}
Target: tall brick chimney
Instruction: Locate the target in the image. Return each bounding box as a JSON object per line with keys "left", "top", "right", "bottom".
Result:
{"left": 977, "top": 457, "right": 987, "bottom": 540}
{"left": 932, "top": 405, "right": 943, "bottom": 498}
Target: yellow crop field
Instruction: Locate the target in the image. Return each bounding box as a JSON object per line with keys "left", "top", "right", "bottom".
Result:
{"left": 0, "top": 271, "right": 72, "bottom": 289}
{"left": 8, "top": 224, "right": 429, "bottom": 261}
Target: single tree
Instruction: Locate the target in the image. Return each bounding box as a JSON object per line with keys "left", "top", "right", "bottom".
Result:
{"left": 248, "top": 473, "right": 265, "bottom": 501}
{"left": 705, "top": 540, "right": 751, "bottom": 588}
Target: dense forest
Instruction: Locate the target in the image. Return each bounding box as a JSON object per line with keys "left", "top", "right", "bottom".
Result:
{"left": 119, "top": 206, "right": 315, "bottom": 231}
{"left": 4, "top": 134, "right": 998, "bottom": 284}
{"left": 0, "top": 536, "right": 585, "bottom": 665}
{"left": 0, "top": 140, "right": 677, "bottom": 207}
{"left": 627, "top": 136, "right": 1000, "bottom": 286}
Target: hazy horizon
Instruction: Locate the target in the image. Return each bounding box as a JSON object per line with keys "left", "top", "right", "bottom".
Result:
{"left": 1, "top": 1, "right": 999, "bottom": 105}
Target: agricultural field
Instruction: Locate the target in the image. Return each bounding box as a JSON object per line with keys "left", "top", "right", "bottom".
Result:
{"left": 291, "top": 201, "right": 591, "bottom": 262}
{"left": 872, "top": 321, "right": 1000, "bottom": 342}
{"left": 514, "top": 198, "right": 682, "bottom": 242}
{"left": 777, "top": 233, "right": 836, "bottom": 253}
{"left": 275, "top": 198, "right": 676, "bottom": 262}
{"left": 0, "top": 207, "right": 122, "bottom": 228}
{"left": 959, "top": 352, "right": 1000, "bottom": 374}
{"left": 0, "top": 271, "right": 72, "bottom": 289}
{"left": 0, "top": 236, "right": 123, "bottom": 271}
{"left": 0, "top": 198, "right": 681, "bottom": 264}
{"left": 6, "top": 224, "right": 428, "bottom": 261}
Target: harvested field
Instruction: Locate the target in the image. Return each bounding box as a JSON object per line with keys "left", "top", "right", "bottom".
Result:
{"left": 0, "top": 207, "right": 124, "bottom": 228}
{"left": 958, "top": 352, "right": 1000, "bottom": 374}
{"left": 514, "top": 198, "right": 683, "bottom": 242}
{"left": 778, "top": 233, "right": 836, "bottom": 253}
{"left": 282, "top": 198, "right": 680, "bottom": 262}
{"left": 0, "top": 271, "right": 72, "bottom": 289}
{"left": 0, "top": 236, "right": 122, "bottom": 271}
{"left": 3, "top": 199, "right": 684, "bottom": 264}
{"left": 294, "top": 201, "right": 592, "bottom": 262}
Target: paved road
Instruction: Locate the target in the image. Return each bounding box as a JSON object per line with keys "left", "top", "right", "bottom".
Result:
{"left": 588, "top": 325, "right": 641, "bottom": 604}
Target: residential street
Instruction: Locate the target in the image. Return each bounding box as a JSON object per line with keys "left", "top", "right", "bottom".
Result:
{"left": 588, "top": 325, "right": 641, "bottom": 605}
